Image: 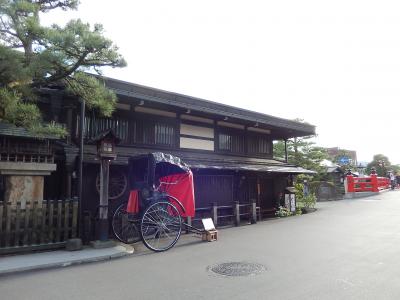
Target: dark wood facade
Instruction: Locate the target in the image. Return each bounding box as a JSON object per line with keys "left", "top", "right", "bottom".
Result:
{"left": 36, "top": 77, "right": 315, "bottom": 235}
{"left": 0, "top": 123, "right": 81, "bottom": 253}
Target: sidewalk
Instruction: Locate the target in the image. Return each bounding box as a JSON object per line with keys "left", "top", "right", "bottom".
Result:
{"left": 0, "top": 243, "right": 134, "bottom": 276}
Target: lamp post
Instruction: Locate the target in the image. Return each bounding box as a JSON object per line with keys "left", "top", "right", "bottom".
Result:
{"left": 357, "top": 163, "right": 366, "bottom": 177}
{"left": 78, "top": 99, "right": 85, "bottom": 239}
{"left": 378, "top": 160, "right": 386, "bottom": 177}
{"left": 93, "top": 130, "right": 120, "bottom": 244}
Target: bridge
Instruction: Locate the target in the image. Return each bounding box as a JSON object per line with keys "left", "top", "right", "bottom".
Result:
{"left": 345, "top": 173, "right": 391, "bottom": 198}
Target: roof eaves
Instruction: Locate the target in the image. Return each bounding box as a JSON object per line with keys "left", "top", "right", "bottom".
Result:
{"left": 110, "top": 87, "right": 315, "bottom": 135}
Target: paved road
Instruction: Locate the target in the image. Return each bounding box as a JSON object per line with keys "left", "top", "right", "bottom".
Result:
{"left": 2, "top": 191, "right": 400, "bottom": 300}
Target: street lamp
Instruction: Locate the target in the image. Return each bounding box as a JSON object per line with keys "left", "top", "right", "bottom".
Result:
{"left": 357, "top": 163, "right": 366, "bottom": 176}
{"left": 92, "top": 129, "right": 120, "bottom": 243}
{"left": 378, "top": 160, "right": 386, "bottom": 176}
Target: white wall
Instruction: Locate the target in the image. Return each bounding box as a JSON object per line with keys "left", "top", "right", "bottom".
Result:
{"left": 180, "top": 137, "right": 214, "bottom": 151}
{"left": 180, "top": 124, "right": 214, "bottom": 139}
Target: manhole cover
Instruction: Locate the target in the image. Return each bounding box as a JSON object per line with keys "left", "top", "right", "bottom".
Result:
{"left": 208, "top": 262, "right": 266, "bottom": 277}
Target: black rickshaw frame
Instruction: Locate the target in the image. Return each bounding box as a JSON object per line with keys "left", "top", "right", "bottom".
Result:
{"left": 112, "top": 152, "right": 203, "bottom": 252}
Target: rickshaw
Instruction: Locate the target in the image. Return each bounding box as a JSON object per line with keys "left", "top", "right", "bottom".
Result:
{"left": 112, "top": 152, "right": 201, "bottom": 252}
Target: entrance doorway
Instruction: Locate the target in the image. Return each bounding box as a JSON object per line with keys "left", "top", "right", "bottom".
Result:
{"left": 249, "top": 176, "right": 275, "bottom": 218}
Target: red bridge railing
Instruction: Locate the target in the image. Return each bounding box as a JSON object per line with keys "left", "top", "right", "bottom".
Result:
{"left": 346, "top": 175, "right": 390, "bottom": 193}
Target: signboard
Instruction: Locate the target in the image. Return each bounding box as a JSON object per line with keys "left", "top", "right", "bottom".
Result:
{"left": 338, "top": 156, "right": 350, "bottom": 165}
{"left": 290, "top": 195, "right": 296, "bottom": 212}
{"left": 285, "top": 194, "right": 296, "bottom": 212}
{"left": 202, "top": 218, "right": 216, "bottom": 231}
{"left": 285, "top": 194, "right": 290, "bottom": 209}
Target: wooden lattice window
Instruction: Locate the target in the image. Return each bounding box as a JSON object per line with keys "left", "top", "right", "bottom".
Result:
{"left": 133, "top": 119, "right": 176, "bottom": 148}
{"left": 81, "top": 115, "right": 129, "bottom": 144}
{"left": 218, "top": 129, "right": 245, "bottom": 154}
{"left": 247, "top": 134, "right": 272, "bottom": 156}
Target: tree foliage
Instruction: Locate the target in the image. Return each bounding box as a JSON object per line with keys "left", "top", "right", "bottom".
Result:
{"left": 0, "top": 0, "right": 126, "bottom": 136}
{"left": 392, "top": 164, "right": 400, "bottom": 175}
{"left": 366, "top": 154, "right": 392, "bottom": 177}
{"left": 274, "top": 135, "right": 328, "bottom": 177}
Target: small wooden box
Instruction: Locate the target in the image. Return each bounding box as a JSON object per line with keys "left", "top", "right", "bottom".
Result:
{"left": 202, "top": 229, "right": 218, "bottom": 242}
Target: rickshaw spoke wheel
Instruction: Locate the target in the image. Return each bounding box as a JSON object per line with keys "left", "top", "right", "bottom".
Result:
{"left": 140, "top": 201, "right": 182, "bottom": 252}
{"left": 112, "top": 203, "right": 141, "bottom": 244}
{"left": 96, "top": 170, "right": 127, "bottom": 200}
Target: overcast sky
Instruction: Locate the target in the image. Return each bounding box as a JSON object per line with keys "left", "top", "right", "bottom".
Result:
{"left": 42, "top": 0, "right": 400, "bottom": 164}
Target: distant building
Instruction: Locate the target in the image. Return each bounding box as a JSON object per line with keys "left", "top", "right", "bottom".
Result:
{"left": 325, "top": 147, "right": 357, "bottom": 166}
{"left": 318, "top": 159, "right": 345, "bottom": 200}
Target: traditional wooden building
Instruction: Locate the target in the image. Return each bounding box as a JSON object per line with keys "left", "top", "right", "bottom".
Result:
{"left": 8, "top": 76, "right": 314, "bottom": 241}
{"left": 41, "top": 77, "right": 313, "bottom": 229}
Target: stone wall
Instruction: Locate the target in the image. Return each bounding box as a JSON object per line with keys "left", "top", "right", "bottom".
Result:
{"left": 0, "top": 162, "right": 56, "bottom": 208}
{"left": 4, "top": 176, "right": 44, "bottom": 209}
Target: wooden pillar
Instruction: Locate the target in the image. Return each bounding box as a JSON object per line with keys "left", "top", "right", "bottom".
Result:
{"left": 234, "top": 201, "right": 240, "bottom": 226}
{"left": 256, "top": 177, "right": 261, "bottom": 209}
{"left": 370, "top": 174, "right": 378, "bottom": 193}
{"left": 251, "top": 199, "right": 257, "bottom": 224}
{"left": 147, "top": 154, "right": 156, "bottom": 188}
{"left": 65, "top": 171, "right": 72, "bottom": 199}
{"left": 98, "top": 159, "right": 110, "bottom": 241}
{"left": 66, "top": 106, "right": 73, "bottom": 144}
{"left": 284, "top": 139, "right": 288, "bottom": 163}
{"left": 346, "top": 175, "right": 355, "bottom": 193}
{"left": 78, "top": 99, "right": 85, "bottom": 238}
{"left": 212, "top": 202, "right": 218, "bottom": 227}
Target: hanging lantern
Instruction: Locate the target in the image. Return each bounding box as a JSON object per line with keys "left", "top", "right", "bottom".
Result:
{"left": 94, "top": 130, "right": 120, "bottom": 160}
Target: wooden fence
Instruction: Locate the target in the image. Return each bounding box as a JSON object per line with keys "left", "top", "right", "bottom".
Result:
{"left": 187, "top": 201, "right": 259, "bottom": 231}
{"left": 0, "top": 198, "right": 78, "bottom": 254}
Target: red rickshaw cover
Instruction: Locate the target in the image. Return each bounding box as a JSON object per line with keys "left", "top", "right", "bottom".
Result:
{"left": 126, "top": 171, "right": 195, "bottom": 217}
{"left": 126, "top": 190, "right": 139, "bottom": 213}
{"left": 158, "top": 171, "right": 195, "bottom": 217}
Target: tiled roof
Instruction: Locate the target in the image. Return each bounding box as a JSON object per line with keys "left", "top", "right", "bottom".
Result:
{"left": 0, "top": 122, "right": 58, "bottom": 140}
{"left": 99, "top": 76, "right": 316, "bottom": 138}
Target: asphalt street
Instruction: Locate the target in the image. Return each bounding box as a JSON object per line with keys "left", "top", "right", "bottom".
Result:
{"left": 2, "top": 191, "right": 400, "bottom": 300}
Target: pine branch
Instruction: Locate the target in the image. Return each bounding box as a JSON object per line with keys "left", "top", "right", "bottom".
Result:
{"left": 0, "top": 28, "right": 19, "bottom": 37}
{"left": 41, "top": 50, "right": 89, "bottom": 84}
{"left": 35, "top": 0, "right": 78, "bottom": 12}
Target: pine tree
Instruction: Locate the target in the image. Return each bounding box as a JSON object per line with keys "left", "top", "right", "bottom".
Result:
{"left": 0, "top": 0, "right": 126, "bottom": 136}
{"left": 273, "top": 136, "right": 328, "bottom": 175}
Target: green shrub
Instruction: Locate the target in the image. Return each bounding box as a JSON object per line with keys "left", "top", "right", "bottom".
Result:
{"left": 275, "top": 206, "right": 292, "bottom": 217}
{"left": 294, "top": 183, "right": 304, "bottom": 201}
{"left": 301, "top": 193, "right": 317, "bottom": 209}
{"left": 294, "top": 182, "right": 317, "bottom": 209}
{"left": 295, "top": 206, "right": 302, "bottom": 215}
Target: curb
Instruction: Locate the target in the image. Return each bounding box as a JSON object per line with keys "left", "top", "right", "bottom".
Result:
{"left": 344, "top": 189, "right": 391, "bottom": 199}
{"left": 0, "top": 244, "right": 134, "bottom": 276}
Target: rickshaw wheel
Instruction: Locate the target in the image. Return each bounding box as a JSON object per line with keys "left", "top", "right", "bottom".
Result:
{"left": 140, "top": 201, "right": 182, "bottom": 252}
{"left": 112, "top": 203, "right": 141, "bottom": 244}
